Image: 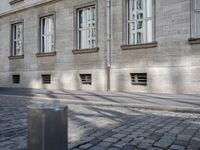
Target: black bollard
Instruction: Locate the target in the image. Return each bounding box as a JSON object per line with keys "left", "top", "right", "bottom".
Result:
{"left": 28, "top": 103, "right": 68, "bottom": 150}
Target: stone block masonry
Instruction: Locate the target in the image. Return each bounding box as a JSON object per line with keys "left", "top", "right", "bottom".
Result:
{"left": 0, "top": 0, "right": 200, "bottom": 94}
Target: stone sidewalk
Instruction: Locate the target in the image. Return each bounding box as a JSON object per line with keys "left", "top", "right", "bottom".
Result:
{"left": 0, "top": 88, "right": 200, "bottom": 112}
{"left": 0, "top": 95, "right": 200, "bottom": 150}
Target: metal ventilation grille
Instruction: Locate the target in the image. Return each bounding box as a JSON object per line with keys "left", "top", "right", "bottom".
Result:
{"left": 13, "top": 75, "right": 20, "bottom": 84}
{"left": 80, "top": 74, "right": 92, "bottom": 85}
{"left": 130, "top": 73, "right": 147, "bottom": 86}
{"left": 42, "top": 75, "right": 51, "bottom": 84}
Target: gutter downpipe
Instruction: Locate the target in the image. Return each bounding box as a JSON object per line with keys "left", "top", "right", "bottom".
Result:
{"left": 106, "top": 0, "right": 111, "bottom": 91}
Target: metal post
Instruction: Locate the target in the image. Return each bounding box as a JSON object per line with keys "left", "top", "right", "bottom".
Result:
{"left": 106, "top": 0, "right": 111, "bottom": 91}
{"left": 28, "top": 103, "right": 68, "bottom": 150}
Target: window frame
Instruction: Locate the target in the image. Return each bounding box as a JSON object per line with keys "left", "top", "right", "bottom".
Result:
{"left": 77, "top": 5, "right": 96, "bottom": 49}
{"left": 194, "top": 0, "right": 200, "bottom": 38}
{"left": 38, "top": 12, "right": 56, "bottom": 54}
{"left": 10, "top": 20, "right": 24, "bottom": 57}
{"left": 74, "top": 1, "right": 98, "bottom": 50}
{"left": 122, "top": 0, "right": 156, "bottom": 45}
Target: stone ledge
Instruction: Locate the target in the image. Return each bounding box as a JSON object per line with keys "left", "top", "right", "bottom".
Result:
{"left": 36, "top": 52, "right": 56, "bottom": 57}
{"left": 188, "top": 38, "right": 200, "bottom": 45}
{"left": 8, "top": 55, "right": 24, "bottom": 60}
{"left": 9, "top": 0, "right": 24, "bottom": 5}
{"left": 72, "top": 47, "right": 99, "bottom": 54}
{"left": 121, "top": 42, "right": 158, "bottom": 50}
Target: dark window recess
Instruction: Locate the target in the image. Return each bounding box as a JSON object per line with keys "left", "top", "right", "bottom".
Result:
{"left": 80, "top": 74, "right": 92, "bottom": 85}
{"left": 13, "top": 75, "right": 20, "bottom": 84}
{"left": 42, "top": 75, "right": 51, "bottom": 84}
{"left": 130, "top": 73, "right": 147, "bottom": 86}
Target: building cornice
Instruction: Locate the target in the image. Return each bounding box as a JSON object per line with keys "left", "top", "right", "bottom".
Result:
{"left": 0, "top": 0, "right": 61, "bottom": 18}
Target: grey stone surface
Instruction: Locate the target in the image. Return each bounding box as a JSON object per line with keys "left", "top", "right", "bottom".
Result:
{"left": 170, "top": 144, "right": 185, "bottom": 150}
{"left": 138, "top": 142, "right": 152, "bottom": 149}
{"left": 79, "top": 143, "right": 93, "bottom": 149}
{"left": 0, "top": 0, "right": 200, "bottom": 94}
{"left": 0, "top": 94, "right": 200, "bottom": 150}
{"left": 88, "top": 146, "right": 105, "bottom": 150}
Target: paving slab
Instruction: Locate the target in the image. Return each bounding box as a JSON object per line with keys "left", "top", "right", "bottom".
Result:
{"left": 0, "top": 88, "right": 200, "bottom": 112}
{"left": 0, "top": 89, "right": 200, "bottom": 150}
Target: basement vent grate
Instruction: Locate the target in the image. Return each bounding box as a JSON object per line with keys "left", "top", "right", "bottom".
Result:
{"left": 80, "top": 74, "right": 92, "bottom": 85}
{"left": 13, "top": 75, "right": 20, "bottom": 84}
{"left": 42, "top": 75, "right": 51, "bottom": 84}
{"left": 130, "top": 73, "right": 147, "bottom": 86}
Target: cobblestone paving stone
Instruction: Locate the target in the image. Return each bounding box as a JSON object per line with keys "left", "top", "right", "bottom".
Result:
{"left": 0, "top": 95, "right": 200, "bottom": 150}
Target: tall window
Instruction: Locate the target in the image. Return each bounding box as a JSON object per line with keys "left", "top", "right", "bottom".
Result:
{"left": 78, "top": 6, "right": 96, "bottom": 49}
{"left": 127, "top": 0, "right": 153, "bottom": 44}
{"left": 11, "top": 22, "right": 23, "bottom": 56}
{"left": 40, "top": 15, "right": 54, "bottom": 53}
{"left": 195, "top": 0, "right": 200, "bottom": 37}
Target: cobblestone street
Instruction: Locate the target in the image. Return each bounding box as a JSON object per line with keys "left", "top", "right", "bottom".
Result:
{"left": 0, "top": 95, "right": 200, "bottom": 150}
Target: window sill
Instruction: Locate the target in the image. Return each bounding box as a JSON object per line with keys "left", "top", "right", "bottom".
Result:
{"left": 121, "top": 42, "right": 158, "bottom": 50}
{"left": 36, "top": 52, "right": 56, "bottom": 57}
{"left": 188, "top": 38, "right": 200, "bottom": 45}
{"left": 8, "top": 55, "right": 24, "bottom": 60}
{"left": 9, "top": 0, "right": 24, "bottom": 5}
{"left": 72, "top": 47, "right": 99, "bottom": 54}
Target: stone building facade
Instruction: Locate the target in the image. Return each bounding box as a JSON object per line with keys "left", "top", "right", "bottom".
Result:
{"left": 0, "top": 0, "right": 200, "bottom": 94}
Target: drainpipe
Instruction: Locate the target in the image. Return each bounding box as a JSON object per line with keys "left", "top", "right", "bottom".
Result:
{"left": 106, "top": 0, "right": 111, "bottom": 91}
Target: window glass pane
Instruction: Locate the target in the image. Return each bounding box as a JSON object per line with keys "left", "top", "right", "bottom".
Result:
{"left": 196, "top": 0, "right": 200, "bottom": 9}
{"left": 127, "top": 0, "right": 153, "bottom": 44}
{"left": 79, "top": 10, "right": 83, "bottom": 28}
{"left": 137, "top": 12, "right": 143, "bottom": 20}
{"left": 137, "top": 21, "right": 143, "bottom": 29}
{"left": 92, "top": 7, "right": 96, "bottom": 21}
{"left": 16, "top": 41, "right": 21, "bottom": 55}
{"left": 86, "top": 29, "right": 90, "bottom": 48}
{"left": 42, "top": 37, "right": 44, "bottom": 52}
{"left": 12, "top": 23, "right": 23, "bottom": 56}
{"left": 13, "top": 41, "right": 16, "bottom": 56}
{"left": 42, "top": 19, "right": 45, "bottom": 34}
{"left": 131, "top": 0, "right": 135, "bottom": 11}
{"left": 78, "top": 6, "right": 96, "bottom": 49}
{"left": 128, "top": 22, "right": 135, "bottom": 44}
{"left": 16, "top": 24, "right": 22, "bottom": 55}
{"left": 146, "top": 0, "right": 152, "bottom": 18}
{"left": 92, "top": 28, "right": 96, "bottom": 37}
{"left": 146, "top": 20, "right": 152, "bottom": 42}
{"left": 128, "top": 0, "right": 135, "bottom": 21}
{"left": 92, "top": 39, "right": 96, "bottom": 48}
{"left": 40, "top": 16, "right": 54, "bottom": 53}
{"left": 87, "top": 8, "right": 91, "bottom": 22}
{"left": 137, "top": 0, "right": 143, "bottom": 10}
{"left": 137, "top": 32, "right": 143, "bottom": 43}
{"left": 196, "top": 13, "right": 200, "bottom": 36}
{"left": 49, "top": 16, "right": 54, "bottom": 52}
{"left": 79, "top": 31, "right": 82, "bottom": 49}
{"left": 13, "top": 25, "right": 17, "bottom": 40}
